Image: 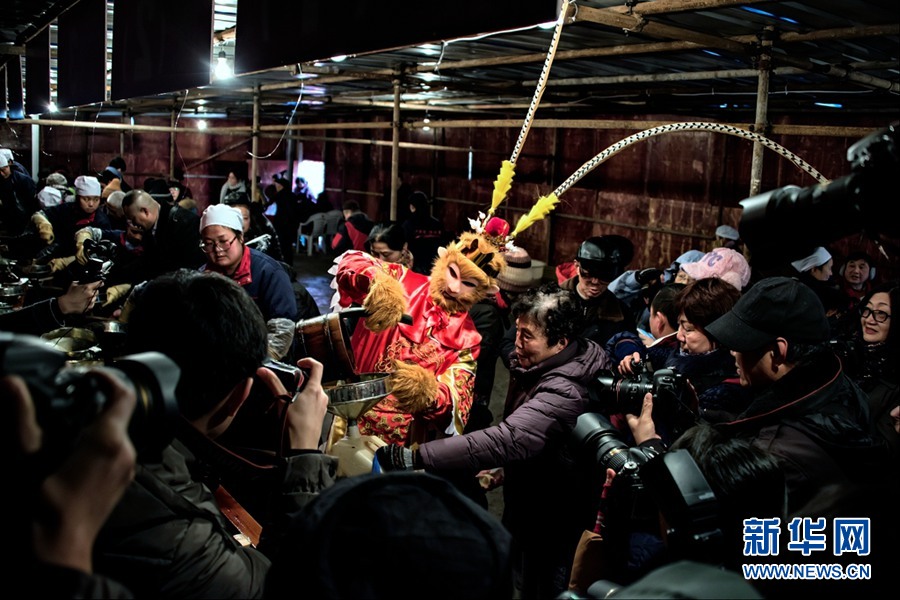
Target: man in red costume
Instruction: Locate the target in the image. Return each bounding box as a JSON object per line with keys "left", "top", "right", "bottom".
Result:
{"left": 334, "top": 218, "right": 508, "bottom": 446}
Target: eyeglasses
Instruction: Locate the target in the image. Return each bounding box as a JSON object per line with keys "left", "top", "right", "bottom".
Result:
{"left": 860, "top": 307, "right": 891, "bottom": 323}
{"left": 578, "top": 267, "right": 608, "bottom": 285}
{"left": 200, "top": 236, "right": 238, "bottom": 253}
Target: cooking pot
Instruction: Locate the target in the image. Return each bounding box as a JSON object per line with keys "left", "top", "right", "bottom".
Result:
{"left": 41, "top": 327, "right": 98, "bottom": 356}
{"left": 0, "top": 282, "right": 27, "bottom": 312}
{"left": 294, "top": 307, "right": 412, "bottom": 383}
{"left": 87, "top": 319, "right": 128, "bottom": 359}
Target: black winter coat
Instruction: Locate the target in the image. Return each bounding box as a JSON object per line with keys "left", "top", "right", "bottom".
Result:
{"left": 717, "top": 350, "right": 891, "bottom": 514}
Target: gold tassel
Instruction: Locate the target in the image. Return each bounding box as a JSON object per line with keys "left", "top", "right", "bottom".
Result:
{"left": 510, "top": 193, "right": 559, "bottom": 238}
{"left": 488, "top": 160, "right": 516, "bottom": 216}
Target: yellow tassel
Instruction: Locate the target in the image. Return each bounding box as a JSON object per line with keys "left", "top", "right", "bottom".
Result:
{"left": 510, "top": 193, "right": 559, "bottom": 238}
{"left": 488, "top": 160, "right": 516, "bottom": 215}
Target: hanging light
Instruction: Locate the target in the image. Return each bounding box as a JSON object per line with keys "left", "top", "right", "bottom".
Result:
{"left": 197, "top": 119, "right": 208, "bottom": 130}
{"left": 214, "top": 50, "right": 232, "bottom": 80}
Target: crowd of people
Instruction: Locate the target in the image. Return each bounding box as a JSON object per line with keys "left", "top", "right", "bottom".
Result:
{"left": 1, "top": 146, "right": 897, "bottom": 599}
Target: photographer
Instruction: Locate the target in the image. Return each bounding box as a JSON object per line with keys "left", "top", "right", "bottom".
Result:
{"left": 4, "top": 365, "right": 137, "bottom": 598}
{"left": 705, "top": 276, "right": 891, "bottom": 513}
{"left": 377, "top": 282, "right": 612, "bottom": 599}
{"left": 568, "top": 398, "right": 786, "bottom": 596}
{"left": 90, "top": 269, "right": 337, "bottom": 598}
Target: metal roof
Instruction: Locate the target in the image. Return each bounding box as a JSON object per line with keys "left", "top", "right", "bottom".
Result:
{"left": 1, "top": 0, "right": 898, "bottom": 125}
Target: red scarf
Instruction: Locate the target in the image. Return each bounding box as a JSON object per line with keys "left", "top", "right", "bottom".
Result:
{"left": 206, "top": 245, "right": 252, "bottom": 287}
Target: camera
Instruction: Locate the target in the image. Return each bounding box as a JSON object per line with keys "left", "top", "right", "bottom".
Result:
{"left": 76, "top": 238, "right": 117, "bottom": 284}
{"left": 571, "top": 412, "right": 662, "bottom": 520}
{"left": 1, "top": 332, "right": 180, "bottom": 472}
{"left": 593, "top": 360, "right": 686, "bottom": 416}
{"left": 261, "top": 357, "right": 309, "bottom": 393}
{"left": 739, "top": 122, "right": 899, "bottom": 268}
{"left": 570, "top": 413, "right": 724, "bottom": 578}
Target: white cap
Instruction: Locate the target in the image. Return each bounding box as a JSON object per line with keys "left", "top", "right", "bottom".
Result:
{"left": 0, "top": 153, "right": 8, "bottom": 169}
{"left": 790, "top": 246, "right": 832, "bottom": 273}
{"left": 715, "top": 224, "right": 740, "bottom": 241}
{"left": 74, "top": 175, "right": 102, "bottom": 197}
{"left": 37, "top": 186, "right": 63, "bottom": 209}
{"left": 0, "top": 148, "right": 12, "bottom": 163}
{"left": 200, "top": 204, "right": 244, "bottom": 233}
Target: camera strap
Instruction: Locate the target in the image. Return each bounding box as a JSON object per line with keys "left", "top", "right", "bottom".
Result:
{"left": 213, "top": 485, "right": 262, "bottom": 547}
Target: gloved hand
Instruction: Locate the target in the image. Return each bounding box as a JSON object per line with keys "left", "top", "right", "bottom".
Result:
{"left": 374, "top": 444, "right": 419, "bottom": 472}
{"left": 390, "top": 361, "right": 439, "bottom": 414}
{"left": 103, "top": 283, "right": 132, "bottom": 307}
{"left": 635, "top": 268, "right": 664, "bottom": 286}
{"left": 32, "top": 212, "right": 56, "bottom": 245}
{"left": 362, "top": 270, "right": 407, "bottom": 333}
{"left": 75, "top": 227, "right": 101, "bottom": 264}
{"left": 48, "top": 255, "right": 76, "bottom": 273}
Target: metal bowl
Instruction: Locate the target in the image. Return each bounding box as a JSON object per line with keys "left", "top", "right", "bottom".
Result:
{"left": 41, "top": 327, "right": 98, "bottom": 354}
{"left": 325, "top": 373, "right": 393, "bottom": 421}
{"left": 0, "top": 282, "right": 27, "bottom": 310}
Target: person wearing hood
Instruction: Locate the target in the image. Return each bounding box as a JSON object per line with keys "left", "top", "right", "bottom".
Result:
{"left": 376, "top": 282, "right": 612, "bottom": 599}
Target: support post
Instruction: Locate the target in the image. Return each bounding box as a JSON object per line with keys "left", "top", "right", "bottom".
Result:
{"left": 390, "top": 77, "right": 401, "bottom": 222}
{"left": 749, "top": 28, "right": 773, "bottom": 197}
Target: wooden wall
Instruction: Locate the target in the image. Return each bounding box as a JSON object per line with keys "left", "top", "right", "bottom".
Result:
{"left": 2, "top": 111, "right": 896, "bottom": 279}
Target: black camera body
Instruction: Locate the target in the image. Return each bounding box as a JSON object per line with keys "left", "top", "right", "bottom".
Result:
{"left": 570, "top": 412, "right": 723, "bottom": 568}
{"left": 76, "top": 238, "right": 117, "bottom": 284}
{"left": 593, "top": 361, "right": 686, "bottom": 416}
{"left": 261, "top": 357, "right": 309, "bottom": 393}
{"left": 1, "top": 332, "right": 181, "bottom": 472}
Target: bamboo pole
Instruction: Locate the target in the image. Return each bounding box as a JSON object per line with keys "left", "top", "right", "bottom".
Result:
{"left": 749, "top": 29, "right": 773, "bottom": 197}
{"left": 15, "top": 116, "right": 878, "bottom": 138}
{"left": 390, "top": 78, "right": 401, "bottom": 222}
{"left": 250, "top": 86, "right": 260, "bottom": 203}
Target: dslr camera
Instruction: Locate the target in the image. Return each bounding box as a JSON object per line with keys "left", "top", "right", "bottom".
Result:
{"left": 1, "top": 332, "right": 180, "bottom": 472}
{"left": 76, "top": 238, "right": 118, "bottom": 283}
{"left": 593, "top": 360, "right": 686, "bottom": 416}
{"left": 570, "top": 413, "right": 723, "bottom": 573}
{"left": 739, "top": 122, "right": 899, "bottom": 268}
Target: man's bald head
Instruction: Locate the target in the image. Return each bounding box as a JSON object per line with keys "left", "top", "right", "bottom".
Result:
{"left": 123, "top": 189, "right": 160, "bottom": 231}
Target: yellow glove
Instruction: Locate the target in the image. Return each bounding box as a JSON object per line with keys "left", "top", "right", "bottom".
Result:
{"left": 48, "top": 256, "right": 76, "bottom": 273}
{"left": 103, "top": 283, "right": 132, "bottom": 307}
{"left": 74, "top": 227, "right": 98, "bottom": 264}
{"left": 32, "top": 212, "right": 55, "bottom": 244}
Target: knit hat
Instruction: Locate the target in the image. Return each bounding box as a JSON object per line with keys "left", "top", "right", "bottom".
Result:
{"left": 496, "top": 246, "right": 533, "bottom": 293}
{"left": 790, "top": 246, "right": 832, "bottom": 273}
{"left": 74, "top": 175, "right": 102, "bottom": 197}
{"left": 715, "top": 224, "right": 740, "bottom": 241}
{"left": 706, "top": 276, "right": 829, "bottom": 352}
{"left": 46, "top": 172, "right": 68, "bottom": 188}
{"left": 680, "top": 247, "right": 751, "bottom": 290}
{"left": 265, "top": 472, "right": 512, "bottom": 599}
{"left": 37, "top": 186, "right": 63, "bottom": 209}
{"left": 200, "top": 204, "right": 244, "bottom": 233}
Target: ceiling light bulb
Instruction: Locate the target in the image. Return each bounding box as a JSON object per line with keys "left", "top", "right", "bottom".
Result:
{"left": 330, "top": 54, "right": 347, "bottom": 63}
{"left": 197, "top": 119, "right": 208, "bottom": 130}
{"left": 214, "top": 51, "right": 232, "bottom": 80}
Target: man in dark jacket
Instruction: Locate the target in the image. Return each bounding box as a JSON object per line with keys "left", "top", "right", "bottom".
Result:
{"left": 117, "top": 189, "right": 205, "bottom": 285}
{"left": 93, "top": 269, "right": 337, "bottom": 598}
{"left": 705, "top": 276, "right": 892, "bottom": 514}
{"left": 500, "top": 235, "right": 635, "bottom": 368}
